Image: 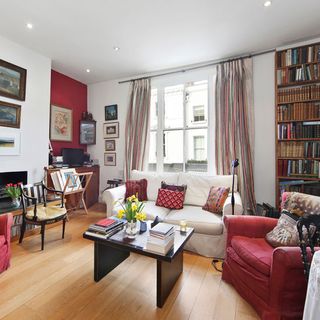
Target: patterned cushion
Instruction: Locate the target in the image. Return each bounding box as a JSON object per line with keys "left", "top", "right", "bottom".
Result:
{"left": 202, "top": 186, "right": 230, "bottom": 214}
{"left": 161, "top": 181, "right": 187, "bottom": 192}
{"left": 125, "top": 179, "right": 148, "bottom": 201}
{"left": 266, "top": 210, "right": 300, "bottom": 247}
{"left": 156, "top": 188, "right": 185, "bottom": 210}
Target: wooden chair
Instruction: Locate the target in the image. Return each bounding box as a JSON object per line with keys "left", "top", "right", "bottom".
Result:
{"left": 297, "top": 214, "right": 320, "bottom": 279}
{"left": 19, "top": 182, "right": 67, "bottom": 250}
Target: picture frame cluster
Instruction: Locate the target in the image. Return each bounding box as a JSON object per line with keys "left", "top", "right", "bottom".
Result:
{"left": 104, "top": 104, "right": 118, "bottom": 166}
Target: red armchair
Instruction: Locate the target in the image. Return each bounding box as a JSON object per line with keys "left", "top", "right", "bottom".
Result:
{"left": 222, "top": 215, "right": 308, "bottom": 320}
{"left": 0, "top": 213, "right": 13, "bottom": 273}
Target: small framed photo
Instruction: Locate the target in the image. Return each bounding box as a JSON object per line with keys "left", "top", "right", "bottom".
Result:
{"left": 0, "top": 59, "right": 27, "bottom": 101}
{"left": 105, "top": 104, "right": 118, "bottom": 121}
{"left": 0, "top": 100, "right": 21, "bottom": 128}
{"left": 104, "top": 152, "right": 116, "bottom": 166}
{"left": 103, "top": 122, "right": 119, "bottom": 138}
{"left": 105, "top": 139, "right": 116, "bottom": 151}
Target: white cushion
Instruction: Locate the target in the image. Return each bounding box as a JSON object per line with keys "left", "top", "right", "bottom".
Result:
{"left": 131, "top": 170, "right": 179, "bottom": 201}
{"left": 177, "top": 172, "right": 236, "bottom": 206}
{"left": 163, "top": 205, "right": 223, "bottom": 236}
{"left": 112, "top": 200, "right": 170, "bottom": 220}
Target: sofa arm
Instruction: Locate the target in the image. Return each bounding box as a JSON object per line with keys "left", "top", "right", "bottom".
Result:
{"left": 102, "top": 185, "right": 126, "bottom": 217}
{"left": 0, "top": 213, "right": 13, "bottom": 243}
{"left": 224, "top": 215, "right": 277, "bottom": 248}
{"left": 223, "top": 192, "right": 243, "bottom": 216}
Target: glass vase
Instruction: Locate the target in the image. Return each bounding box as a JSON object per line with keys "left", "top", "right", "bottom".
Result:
{"left": 11, "top": 198, "right": 21, "bottom": 208}
{"left": 125, "top": 220, "right": 138, "bottom": 239}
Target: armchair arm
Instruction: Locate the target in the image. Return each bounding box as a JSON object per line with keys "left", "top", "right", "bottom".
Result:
{"left": 0, "top": 213, "right": 13, "bottom": 244}
{"left": 224, "top": 215, "right": 277, "bottom": 248}
{"left": 102, "top": 185, "right": 126, "bottom": 217}
{"left": 223, "top": 192, "right": 243, "bottom": 216}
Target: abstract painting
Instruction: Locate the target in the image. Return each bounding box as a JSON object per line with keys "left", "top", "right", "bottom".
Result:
{"left": 50, "top": 104, "right": 73, "bottom": 141}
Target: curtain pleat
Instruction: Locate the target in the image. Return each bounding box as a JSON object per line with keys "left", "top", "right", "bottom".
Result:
{"left": 215, "top": 58, "right": 256, "bottom": 213}
{"left": 125, "top": 79, "right": 151, "bottom": 180}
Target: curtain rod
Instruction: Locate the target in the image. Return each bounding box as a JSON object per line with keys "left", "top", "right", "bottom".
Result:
{"left": 118, "top": 48, "right": 275, "bottom": 84}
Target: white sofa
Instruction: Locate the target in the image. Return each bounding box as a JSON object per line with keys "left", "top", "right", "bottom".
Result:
{"left": 102, "top": 170, "right": 243, "bottom": 258}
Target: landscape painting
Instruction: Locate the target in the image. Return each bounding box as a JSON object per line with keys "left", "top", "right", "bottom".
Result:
{"left": 0, "top": 128, "right": 21, "bottom": 155}
{"left": 0, "top": 100, "right": 21, "bottom": 128}
{"left": 105, "top": 104, "right": 118, "bottom": 121}
{"left": 0, "top": 59, "right": 27, "bottom": 101}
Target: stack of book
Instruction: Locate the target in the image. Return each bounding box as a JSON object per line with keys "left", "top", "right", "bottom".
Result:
{"left": 145, "top": 223, "right": 175, "bottom": 255}
{"left": 85, "top": 218, "right": 124, "bottom": 239}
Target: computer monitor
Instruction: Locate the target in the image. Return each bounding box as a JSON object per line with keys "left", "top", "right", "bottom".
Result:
{"left": 61, "top": 148, "right": 84, "bottom": 167}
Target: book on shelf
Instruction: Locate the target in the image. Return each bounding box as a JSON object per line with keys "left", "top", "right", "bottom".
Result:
{"left": 277, "top": 102, "right": 320, "bottom": 121}
{"left": 278, "top": 159, "right": 320, "bottom": 178}
{"left": 277, "top": 85, "right": 320, "bottom": 103}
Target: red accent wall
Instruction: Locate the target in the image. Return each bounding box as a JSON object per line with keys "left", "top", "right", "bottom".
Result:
{"left": 50, "top": 70, "right": 87, "bottom": 155}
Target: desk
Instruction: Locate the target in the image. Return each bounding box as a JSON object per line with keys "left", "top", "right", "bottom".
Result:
{"left": 303, "top": 250, "right": 320, "bottom": 320}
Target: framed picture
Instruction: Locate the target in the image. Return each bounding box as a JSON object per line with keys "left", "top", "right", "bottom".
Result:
{"left": 103, "top": 122, "right": 119, "bottom": 139}
{"left": 0, "top": 127, "right": 21, "bottom": 155}
{"left": 0, "top": 100, "right": 21, "bottom": 128}
{"left": 80, "top": 120, "right": 96, "bottom": 145}
{"left": 105, "top": 104, "right": 118, "bottom": 121}
{"left": 60, "top": 168, "right": 82, "bottom": 192}
{"left": 105, "top": 139, "right": 116, "bottom": 151}
{"left": 0, "top": 59, "right": 27, "bottom": 101}
{"left": 50, "top": 104, "right": 73, "bottom": 142}
{"left": 104, "top": 152, "right": 116, "bottom": 166}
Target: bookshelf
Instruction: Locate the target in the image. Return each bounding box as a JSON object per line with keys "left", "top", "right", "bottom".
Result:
{"left": 275, "top": 43, "right": 320, "bottom": 206}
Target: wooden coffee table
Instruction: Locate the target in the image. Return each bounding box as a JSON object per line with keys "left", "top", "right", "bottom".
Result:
{"left": 83, "top": 222, "right": 194, "bottom": 308}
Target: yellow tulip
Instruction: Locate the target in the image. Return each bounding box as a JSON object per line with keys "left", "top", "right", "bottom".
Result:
{"left": 131, "top": 204, "right": 137, "bottom": 211}
{"left": 117, "top": 209, "right": 125, "bottom": 219}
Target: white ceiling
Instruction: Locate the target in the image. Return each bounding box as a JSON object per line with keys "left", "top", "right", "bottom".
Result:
{"left": 0, "top": 0, "right": 320, "bottom": 84}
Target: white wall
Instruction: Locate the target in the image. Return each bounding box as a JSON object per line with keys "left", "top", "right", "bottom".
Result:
{"left": 0, "top": 35, "right": 51, "bottom": 183}
{"left": 253, "top": 52, "right": 276, "bottom": 206}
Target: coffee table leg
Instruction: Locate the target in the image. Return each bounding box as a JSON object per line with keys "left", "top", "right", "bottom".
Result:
{"left": 156, "top": 251, "right": 183, "bottom": 308}
{"left": 94, "top": 242, "right": 130, "bottom": 282}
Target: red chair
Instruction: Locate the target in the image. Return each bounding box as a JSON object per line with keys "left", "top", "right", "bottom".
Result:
{"left": 0, "top": 213, "right": 13, "bottom": 273}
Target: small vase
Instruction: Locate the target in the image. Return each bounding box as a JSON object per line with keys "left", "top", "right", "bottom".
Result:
{"left": 125, "top": 220, "right": 138, "bottom": 239}
{"left": 11, "top": 198, "right": 21, "bottom": 208}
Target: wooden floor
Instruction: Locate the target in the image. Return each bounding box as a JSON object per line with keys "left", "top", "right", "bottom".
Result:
{"left": 0, "top": 204, "right": 259, "bottom": 320}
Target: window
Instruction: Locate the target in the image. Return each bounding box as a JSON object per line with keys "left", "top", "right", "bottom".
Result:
{"left": 148, "top": 80, "right": 208, "bottom": 173}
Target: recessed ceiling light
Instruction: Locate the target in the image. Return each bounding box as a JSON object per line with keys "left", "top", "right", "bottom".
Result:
{"left": 113, "top": 46, "right": 120, "bottom": 51}
{"left": 86, "top": 69, "right": 91, "bottom": 73}
{"left": 264, "top": 1, "right": 272, "bottom": 7}
{"left": 26, "top": 23, "right": 33, "bottom": 29}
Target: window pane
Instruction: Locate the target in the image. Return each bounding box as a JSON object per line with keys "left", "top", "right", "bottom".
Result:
{"left": 186, "top": 128, "right": 207, "bottom": 172}
{"left": 148, "top": 131, "right": 157, "bottom": 172}
{"left": 164, "top": 85, "right": 184, "bottom": 129}
{"left": 163, "top": 130, "right": 183, "bottom": 172}
{"left": 150, "top": 89, "right": 158, "bottom": 130}
{"left": 186, "top": 81, "right": 208, "bottom": 128}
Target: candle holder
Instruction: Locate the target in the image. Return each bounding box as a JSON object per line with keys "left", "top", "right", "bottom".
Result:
{"left": 180, "top": 220, "right": 187, "bottom": 233}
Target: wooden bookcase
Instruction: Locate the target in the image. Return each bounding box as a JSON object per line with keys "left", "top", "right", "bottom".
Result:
{"left": 275, "top": 43, "right": 320, "bottom": 206}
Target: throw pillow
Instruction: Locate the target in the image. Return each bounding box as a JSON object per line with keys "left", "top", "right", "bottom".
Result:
{"left": 202, "top": 186, "right": 230, "bottom": 214}
{"left": 125, "top": 179, "right": 148, "bottom": 201}
{"left": 265, "top": 210, "right": 300, "bottom": 247}
{"left": 155, "top": 188, "right": 185, "bottom": 210}
{"left": 161, "top": 181, "right": 187, "bottom": 192}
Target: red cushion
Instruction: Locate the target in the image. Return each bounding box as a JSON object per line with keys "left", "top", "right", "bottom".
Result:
{"left": 231, "top": 236, "right": 273, "bottom": 276}
{"left": 156, "top": 188, "right": 185, "bottom": 209}
{"left": 0, "top": 235, "right": 5, "bottom": 247}
{"left": 125, "top": 179, "right": 148, "bottom": 201}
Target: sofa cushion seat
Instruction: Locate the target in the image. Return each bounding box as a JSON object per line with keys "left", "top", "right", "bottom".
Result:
{"left": 231, "top": 236, "right": 273, "bottom": 276}
{"left": 112, "top": 200, "right": 171, "bottom": 220}
{"left": 163, "top": 205, "right": 223, "bottom": 235}
{"left": 0, "top": 235, "right": 5, "bottom": 247}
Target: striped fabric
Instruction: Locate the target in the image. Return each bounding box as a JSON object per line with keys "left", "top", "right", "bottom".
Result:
{"left": 125, "top": 79, "right": 151, "bottom": 180}
{"left": 215, "top": 58, "right": 256, "bottom": 213}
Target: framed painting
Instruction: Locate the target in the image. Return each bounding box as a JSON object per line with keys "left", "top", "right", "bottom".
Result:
{"left": 0, "top": 100, "right": 21, "bottom": 128}
{"left": 80, "top": 120, "right": 96, "bottom": 145}
{"left": 105, "top": 139, "right": 116, "bottom": 151}
{"left": 0, "top": 127, "right": 21, "bottom": 155}
{"left": 104, "top": 152, "right": 116, "bottom": 166}
{"left": 50, "top": 104, "right": 73, "bottom": 142}
{"left": 0, "top": 59, "right": 27, "bottom": 101}
{"left": 105, "top": 104, "right": 118, "bottom": 121}
{"left": 103, "top": 122, "right": 119, "bottom": 139}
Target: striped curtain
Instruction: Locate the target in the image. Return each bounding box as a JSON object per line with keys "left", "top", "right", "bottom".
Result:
{"left": 125, "top": 79, "right": 151, "bottom": 180}
{"left": 215, "top": 58, "right": 256, "bottom": 213}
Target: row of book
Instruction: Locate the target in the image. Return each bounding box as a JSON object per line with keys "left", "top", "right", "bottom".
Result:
{"left": 277, "top": 103, "right": 320, "bottom": 121}
{"left": 278, "top": 141, "right": 320, "bottom": 158}
{"left": 279, "top": 180, "right": 320, "bottom": 198}
{"left": 278, "top": 85, "right": 320, "bottom": 103}
{"left": 277, "top": 64, "right": 320, "bottom": 85}
{"left": 145, "top": 222, "right": 175, "bottom": 255}
{"left": 278, "top": 159, "right": 320, "bottom": 178}
{"left": 277, "top": 46, "right": 320, "bottom": 68}
{"left": 84, "top": 218, "right": 125, "bottom": 239}
{"left": 277, "top": 122, "right": 320, "bottom": 139}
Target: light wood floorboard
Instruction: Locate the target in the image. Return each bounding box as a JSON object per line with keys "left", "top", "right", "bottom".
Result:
{"left": 0, "top": 204, "right": 259, "bottom": 320}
